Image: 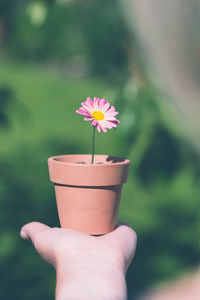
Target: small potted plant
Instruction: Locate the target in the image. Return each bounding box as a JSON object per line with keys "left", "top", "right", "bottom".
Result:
{"left": 48, "top": 97, "right": 130, "bottom": 235}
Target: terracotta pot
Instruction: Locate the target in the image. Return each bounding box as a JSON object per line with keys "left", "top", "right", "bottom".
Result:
{"left": 48, "top": 154, "right": 130, "bottom": 235}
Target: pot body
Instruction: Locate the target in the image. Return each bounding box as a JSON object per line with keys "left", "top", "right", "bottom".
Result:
{"left": 48, "top": 154, "right": 130, "bottom": 235}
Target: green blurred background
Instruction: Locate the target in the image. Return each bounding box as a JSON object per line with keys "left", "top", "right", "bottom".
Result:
{"left": 0, "top": 0, "right": 200, "bottom": 299}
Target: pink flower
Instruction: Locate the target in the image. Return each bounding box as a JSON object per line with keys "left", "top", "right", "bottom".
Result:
{"left": 76, "top": 97, "right": 120, "bottom": 133}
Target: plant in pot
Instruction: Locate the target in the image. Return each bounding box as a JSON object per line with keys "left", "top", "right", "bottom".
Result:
{"left": 48, "top": 97, "right": 130, "bottom": 235}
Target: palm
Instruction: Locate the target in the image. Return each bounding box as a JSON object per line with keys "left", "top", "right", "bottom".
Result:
{"left": 20, "top": 222, "right": 137, "bottom": 272}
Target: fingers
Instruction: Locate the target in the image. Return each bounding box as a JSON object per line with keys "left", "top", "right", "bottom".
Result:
{"left": 108, "top": 223, "right": 137, "bottom": 271}
{"left": 20, "top": 222, "right": 51, "bottom": 242}
{"left": 20, "top": 222, "right": 56, "bottom": 265}
{"left": 109, "top": 223, "right": 137, "bottom": 247}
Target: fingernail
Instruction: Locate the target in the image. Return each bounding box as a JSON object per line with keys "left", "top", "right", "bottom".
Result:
{"left": 20, "top": 229, "right": 29, "bottom": 240}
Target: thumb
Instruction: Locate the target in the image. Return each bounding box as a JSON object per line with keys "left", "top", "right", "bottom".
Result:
{"left": 20, "top": 222, "right": 55, "bottom": 265}
{"left": 20, "top": 221, "right": 50, "bottom": 242}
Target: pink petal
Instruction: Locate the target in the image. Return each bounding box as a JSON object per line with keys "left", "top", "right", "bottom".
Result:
{"left": 99, "top": 120, "right": 115, "bottom": 129}
{"left": 106, "top": 110, "right": 119, "bottom": 117}
{"left": 97, "top": 123, "right": 102, "bottom": 133}
{"left": 108, "top": 121, "right": 117, "bottom": 128}
{"left": 99, "top": 98, "right": 106, "bottom": 109}
{"left": 102, "top": 127, "right": 107, "bottom": 132}
{"left": 112, "top": 119, "right": 120, "bottom": 124}
{"left": 79, "top": 106, "right": 88, "bottom": 112}
{"left": 86, "top": 97, "right": 93, "bottom": 105}
{"left": 76, "top": 109, "right": 91, "bottom": 117}
{"left": 108, "top": 105, "right": 116, "bottom": 112}
{"left": 101, "top": 102, "right": 110, "bottom": 113}
{"left": 81, "top": 101, "right": 88, "bottom": 107}
{"left": 96, "top": 98, "right": 101, "bottom": 106}
{"left": 84, "top": 117, "right": 93, "bottom": 121}
{"left": 101, "top": 120, "right": 115, "bottom": 126}
{"left": 91, "top": 119, "right": 98, "bottom": 126}
{"left": 86, "top": 97, "right": 94, "bottom": 109}
{"left": 81, "top": 101, "right": 91, "bottom": 110}
{"left": 104, "top": 115, "right": 118, "bottom": 121}
{"left": 93, "top": 97, "right": 99, "bottom": 110}
{"left": 78, "top": 106, "right": 91, "bottom": 114}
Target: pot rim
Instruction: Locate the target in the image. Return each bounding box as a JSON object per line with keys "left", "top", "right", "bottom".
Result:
{"left": 48, "top": 154, "right": 130, "bottom": 186}
{"left": 48, "top": 154, "right": 130, "bottom": 167}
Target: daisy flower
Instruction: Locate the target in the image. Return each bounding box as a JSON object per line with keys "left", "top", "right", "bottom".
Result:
{"left": 76, "top": 97, "right": 120, "bottom": 133}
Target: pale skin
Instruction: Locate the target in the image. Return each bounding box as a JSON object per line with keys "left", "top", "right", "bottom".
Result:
{"left": 20, "top": 222, "right": 137, "bottom": 300}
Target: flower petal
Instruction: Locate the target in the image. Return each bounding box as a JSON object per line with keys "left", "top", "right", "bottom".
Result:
{"left": 76, "top": 109, "right": 91, "bottom": 117}
{"left": 106, "top": 110, "right": 119, "bottom": 117}
{"left": 100, "top": 120, "right": 117, "bottom": 129}
{"left": 84, "top": 117, "right": 93, "bottom": 121}
{"left": 91, "top": 119, "right": 98, "bottom": 127}
{"left": 79, "top": 106, "right": 88, "bottom": 112}
{"left": 96, "top": 98, "right": 101, "bottom": 107}
{"left": 108, "top": 105, "right": 116, "bottom": 112}
{"left": 81, "top": 102, "right": 94, "bottom": 114}
{"left": 97, "top": 123, "right": 102, "bottom": 133}
{"left": 101, "top": 102, "right": 110, "bottom": 113}
{"left": 99, "top": 98, "right": 106, "bottom": 109}
{"left": 112, "top": 119, "right": 120, "bottom": 124}
{"left": 93, "top": 97, "right": 99, "bottom": 110}
{"left": 104, "top": 115, "right": 118, "bottom": 121}
{"left": 86, "top": 97, "right": 94, "bottom": 110}
{"left": 102, "top": 127, "right": 107, "bottom": 132}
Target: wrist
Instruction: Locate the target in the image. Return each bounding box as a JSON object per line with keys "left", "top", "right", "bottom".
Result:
{"left": 56, "top": 261, "right": 127, "bottom": 300}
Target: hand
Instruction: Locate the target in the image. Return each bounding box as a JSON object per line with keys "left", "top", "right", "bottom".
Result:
{"left": 20, "top": 222, "right": 137, "bottom": 300}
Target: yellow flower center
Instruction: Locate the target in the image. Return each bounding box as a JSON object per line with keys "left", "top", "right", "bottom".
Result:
{"left": 92, "top": 111, "right": 104, "bottom": 121}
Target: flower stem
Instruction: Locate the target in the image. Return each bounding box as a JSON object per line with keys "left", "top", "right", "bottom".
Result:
{"left": 91, "top": 126, "right": 95, "bottom": 164}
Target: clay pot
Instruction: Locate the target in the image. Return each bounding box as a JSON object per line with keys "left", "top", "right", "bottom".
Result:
{"left": 48, "top": 154, "right": 130, "bottom": 235}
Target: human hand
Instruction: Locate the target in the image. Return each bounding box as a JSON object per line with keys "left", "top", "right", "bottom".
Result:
{"left": 20, "top": 222, "right": 137, "bottom": 300}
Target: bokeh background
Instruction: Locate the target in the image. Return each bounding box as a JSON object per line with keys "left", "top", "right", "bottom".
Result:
{"left": 0, "top": 0, "right": 200, "bottom": 299}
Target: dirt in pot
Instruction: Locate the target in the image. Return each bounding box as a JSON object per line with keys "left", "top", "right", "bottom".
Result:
{"left": 76, "top": 162, "right": 104, "bottom": 164}
{"left": 106, "top": 156, "right": 125, "bottom": 163}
